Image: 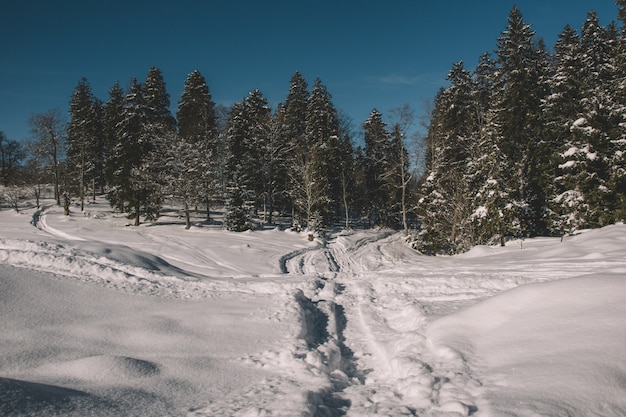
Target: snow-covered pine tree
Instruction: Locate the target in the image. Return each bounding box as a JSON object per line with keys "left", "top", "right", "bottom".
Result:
{"left": 305, "top": 78, "right": 341, "bottom": 231}
{"left": 281, "top": 71, "right": 310, "bottom": 228}
{"left": 142, "top": 67, "right": 176, "bottom": 218}
{"left": 108, "top": 77, "right": 160, "bottom": 226}
{"left": 612, "top": 1, "right": 626, "bottom": 220}
{"left": 175, "top": 69, "right": 218, "bottom": 225}
{"left": 336, "top": 110, "right": 356, "bottom": 230}
{"left": 363, "top": 109, "right": 391, "bottom": 225}
{"left": 263, "top": 104, "right": 291, "bottom": 223}
{"left": 103, "top": 81, "right": 125, "bottom": 207}
{"left": 224, "top": 90, "right": 272, "bottom": 231}
{"left": 544, "top": 25, "right": 588, "bottom": 233}
{"left": 493, "top": 5, "right": 549, "bottom": 237}
{"left": 558, "top": 12, "right": 618, "bottom": 228}
{"left": 363, "top": 109, "right": 392, "bottom": 226}
{"left": 67, "top": 77, "right": 101, "bottom": 211}
{"left": 144, "top": 66, "right": 177, "bottom": 132}
{"left": 417, "top": 62, "right": 478, "bottom": 254}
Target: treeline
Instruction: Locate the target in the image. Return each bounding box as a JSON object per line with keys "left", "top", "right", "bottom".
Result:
{"left": 417, "top": 4, "right": 626, "bottom": 254}
{"left": 5, "top": 4, "right": 626, "bottom": 253}
{"left": 3, "top": 69, "right": 416, "bottom": 233}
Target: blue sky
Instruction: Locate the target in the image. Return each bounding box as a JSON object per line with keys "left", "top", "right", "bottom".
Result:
{"left": 0, "top": 1, "right": 620, "bottom": 143}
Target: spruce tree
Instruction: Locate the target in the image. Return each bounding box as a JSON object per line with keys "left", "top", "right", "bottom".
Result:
{"left": 545, "top": 25, "right": 587, "bottom": 232}
{"left": 103, "top": 81, "right": 125, "bottom": 203}
{"left": 175, "top": 69, "right": 218, "bottom": 224}
{"left": 363, "top": 109, "right": 391, "bottom": 225}
{"left": 281, "top": 71, "right": 310, "bottom": 229}
{"left": 144, "top": 66, "right": 176, "bottom": 132}
{"left": 613, "top": 1, "right": 626, "bottom": 220}
{"left": 580, "top": 12, "right": 620, "bottom": 225}
{"left": 109, "top": 77, "right": 160, "bottom": 226}
{"left": 224, "top": 90, "right": 272, "bottom": 231}
{"left": 417, "top": 63, "right": 478, "bottom": 253}
{"left": 493, "top": 5, "right": 549, "bottom": 237}
{"left": 305, "top": 77, "right": 340, "bottom": 231}
{"left": 67, "top": 77, "right": 99, "bottom": 211}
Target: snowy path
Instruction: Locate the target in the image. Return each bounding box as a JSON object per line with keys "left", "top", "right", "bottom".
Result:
{"left": 272, "top": 230, "right": 626, "bottom": 416}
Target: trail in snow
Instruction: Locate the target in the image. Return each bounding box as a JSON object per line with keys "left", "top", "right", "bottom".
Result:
{"left": 274, "top": 229, "right": 626, "bottom": 416}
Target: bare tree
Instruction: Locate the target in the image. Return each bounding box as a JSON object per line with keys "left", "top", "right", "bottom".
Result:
{"left": 29, "top": 109, "right": 65, "bottom": 205}
{"left": 388, "top": 104, "right": 417, "bottom": 236}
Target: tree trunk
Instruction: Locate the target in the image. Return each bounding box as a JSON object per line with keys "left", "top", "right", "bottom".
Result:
{"left": 185, "top": 201, "right": 191, "bottom": 230}
{"left": 134, "top": 205, "right": 140, "bottom": 226}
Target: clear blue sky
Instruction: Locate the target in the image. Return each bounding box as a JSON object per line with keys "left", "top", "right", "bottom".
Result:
{"left": 0, "top": 1, "right": 619, "bottom": 143}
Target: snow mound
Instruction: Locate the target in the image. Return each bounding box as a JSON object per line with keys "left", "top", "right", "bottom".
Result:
{"left": 428, "top": 274, "right": 626, "bottom": 416}
{"left": 0, "top": 377, "right": 113, "bottom": 417}
{"left": 35, "top": 355, "right": 160, "bottom": 383}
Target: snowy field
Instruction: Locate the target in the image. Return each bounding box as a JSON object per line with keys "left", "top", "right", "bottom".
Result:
{"left": 0, "top": 198, "right": 625, "bottom": 416}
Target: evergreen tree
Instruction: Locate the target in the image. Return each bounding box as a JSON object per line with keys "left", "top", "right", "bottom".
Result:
{"left": 108, "top": 77, "right": 160, "bottom": 225}
{"left": 175, "top": 69, "right": 218, "bottom": 224}
{"left": 577, "top": 11, "right": 620, "bottom": 226}
{"left": 336, "top": 110, "right": 356, "bottom": 230}
{"left": 363, "top": 109, "right": 392, "bottom": 225}
{"left": 0, "top": 131, "right": 24, "bottom": 187}
{"left": 66, "top": 77, "right": 101, "bottom": 211}
{"left": 493, "top": 5, "right": 549, "bottom": 237}
{"left": 177, "top": 70, "right": 216, "bottom": 142}
{"left": 103, "top": 81, "right": 125, "bottom": 201}
{"left": 304, "top": 77, "right": 341, "bottom": 230}
{"left": 264, "top": 104, "right": 291, "bottom": 223}
{"left": 224, "top": 90, "right": 272, "bottom": 231}
{"left": 417, "top": 62, "right": 478, "bottom": 253}
{"left": 545, "top": 25, "right": 587, "bottom": 232}
{"left": 613, "top": 0, "right": 626, "bottom": 220}
{"left": 281, "top": 71, "right": 310, "bottom": 228}
{"left": 144, "top": 66, "right": 177, "bottom": 132}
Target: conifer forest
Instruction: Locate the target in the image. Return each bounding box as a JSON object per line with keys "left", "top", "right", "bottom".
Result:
{"left": 2, "top": 5, "right": 626, "bottom": 255}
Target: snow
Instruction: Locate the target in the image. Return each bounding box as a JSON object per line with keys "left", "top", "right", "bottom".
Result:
{"left": 558, "top": 159, "right": 576, "bottom": 169}
{"left": 1, "top": 198, "right": 625, "bottom": 416}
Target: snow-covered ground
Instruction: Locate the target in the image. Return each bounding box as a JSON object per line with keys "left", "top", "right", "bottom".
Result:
{"left": 0, "top": 198, "right": 625, "bottom": 416}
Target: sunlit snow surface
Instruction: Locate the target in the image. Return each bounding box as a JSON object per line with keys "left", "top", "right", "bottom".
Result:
{"left": 0, "top": 199, "right": 625, "bottom": 416}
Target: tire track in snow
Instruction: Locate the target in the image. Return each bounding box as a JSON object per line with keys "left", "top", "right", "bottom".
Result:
{"left": 296, "top": 277, "right": 361, "bottom": 416}
{"left": 32, "top": 207, "right": 86, "bottom": 241}
{"left": 286, "top": 232, "right": 485, "bottom": 416}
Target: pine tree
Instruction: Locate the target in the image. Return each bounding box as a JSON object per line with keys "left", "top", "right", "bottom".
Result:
{"left": 336, "top": 110, "right": 356, "bottom": 230}
{"left": 224, "top": 90, "right": 272, "bottom": 231}
{"left": 109, "top": 77, "right": 160, "bottom": 226}
{"left": 264, "top": 104, "right": 291, "bottom": 223}
{"left": 305, "top": 77, "right": 340, "bottom": 230}
{"left": 175, "top": 69, "right": 218, "bottom": 225}
{"left": 493, "top": 5, "right": 549, "bottom": 237}
{"left": 67, "top": 77, "right": 99, "bottom": 211}
{"left": 417, "top": 62, "right": 478, "bottom": 253}
{"left": 363, "top": 109, "right": 391, "bottom": 225}
{"left": 281, "top": 71, "right": 310, "bottom": 228}
{"left": 103, "top": 81, "right": 125, "bottom": 203}
{"left": 144, "top": 66, "right": 176, "bottom": 132}
{"left": 613, "top": 0, "right": 626, "bottom": 220}
{"left": 177, "top": 70, "right": 216, "bottom": 142}
{"left": 557, "top": 12, "right": 618, "bottom": 228}
{"left": 544, "top": 25, "right": 588, "bottom": 232}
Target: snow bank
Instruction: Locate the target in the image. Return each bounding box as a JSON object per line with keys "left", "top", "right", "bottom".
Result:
{"left": 428, "top": 274, "right": 626, "bottom": 416}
